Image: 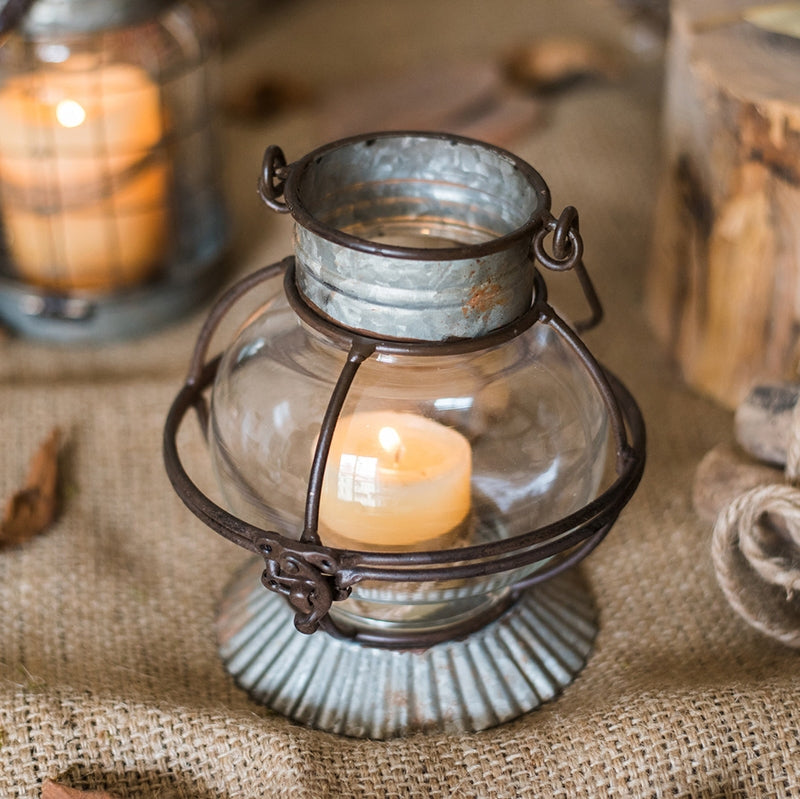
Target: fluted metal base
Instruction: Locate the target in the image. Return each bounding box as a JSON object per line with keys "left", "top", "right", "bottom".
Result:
{"left": 217, "top": 558, "right": 598, "bottom": 739}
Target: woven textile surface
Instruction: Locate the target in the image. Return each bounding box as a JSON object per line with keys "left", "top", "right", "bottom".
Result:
{"left": 1, "top": 1, "right": 798, "bottom": 796}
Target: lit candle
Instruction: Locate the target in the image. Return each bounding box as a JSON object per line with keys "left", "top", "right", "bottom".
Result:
{"left": 318, "top": 410, "right": 472, "bottom": 551}
{"left": 0, "top": 61, "right": 169, "bottom": 291}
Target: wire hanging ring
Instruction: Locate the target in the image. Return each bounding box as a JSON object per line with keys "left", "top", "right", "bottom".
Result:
{"left": 533, "top": 207, "right": 584, "bottom": 271}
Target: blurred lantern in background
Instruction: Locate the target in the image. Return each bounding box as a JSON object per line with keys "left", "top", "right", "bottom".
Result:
{"left": 0, "top": 0, "right": 227, "bottom": 341}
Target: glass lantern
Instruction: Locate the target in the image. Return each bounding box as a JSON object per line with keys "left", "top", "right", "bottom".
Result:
{"left": 0, "top": 0, "right": 227, "bottom": 341}
{"left": 164, "top": 132, "right": 645, "bottom": 738}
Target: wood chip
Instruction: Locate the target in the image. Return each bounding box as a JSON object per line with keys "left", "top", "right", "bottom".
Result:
{"left": 315, "top": 60, "right": 540, "bottom": 148}
{"left": 1, "top": 427, "right": 61, "bottom": 548}
{"left": 735, "top": 383, "right": 800, "bottom": 467}
{"left": 504, "top": 36, "right": 623, "bottom": 94}
{"left": 42, "top": 780, "right": 119, "bottom": 799}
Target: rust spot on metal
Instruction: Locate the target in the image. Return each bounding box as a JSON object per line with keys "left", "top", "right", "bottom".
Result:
{"left": 463, "top": 279, "right": 506, "bottom": 317}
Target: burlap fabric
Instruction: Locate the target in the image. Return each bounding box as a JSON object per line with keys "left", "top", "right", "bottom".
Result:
{"left": 1, "top": 1, "right": 798, "bottom": 796}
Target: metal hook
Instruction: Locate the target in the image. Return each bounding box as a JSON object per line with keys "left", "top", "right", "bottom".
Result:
{"left": 258, "top": 145, "right": 290, "bottom": 213}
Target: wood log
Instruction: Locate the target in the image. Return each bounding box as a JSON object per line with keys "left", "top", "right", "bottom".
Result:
{"left": 646, "top": 0, "right": 800, "bottom": 409}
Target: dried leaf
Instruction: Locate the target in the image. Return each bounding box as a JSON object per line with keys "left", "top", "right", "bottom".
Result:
{"left": 42, "top": 780, "right": 119, "bottom": 799}
{"left": 504, "top": 36, "right": 623, "bottom": 94}
{"left": 744, "top": 2, "right": 800, "bottom": 39}
{"left": 1, "top": 427, "right": 61, "bottom": 547}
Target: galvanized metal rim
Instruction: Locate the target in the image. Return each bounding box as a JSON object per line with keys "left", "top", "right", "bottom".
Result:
{"left": 282, "top": 131, "right": 552, "bottom": 262}
{"left": 284, "top": 258, "right": 551, "bottom": 351}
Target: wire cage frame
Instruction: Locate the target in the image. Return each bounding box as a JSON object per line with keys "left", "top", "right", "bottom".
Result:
{"left": 163, "top": 255, "right": 645, "bottom": 649}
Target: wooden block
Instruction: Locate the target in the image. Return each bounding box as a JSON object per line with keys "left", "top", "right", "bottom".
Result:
{"left": 646, "top": 0, "right": 800, "bottom": 409}
{"left": 42, "top": 780, "right": 118, "bottom": 799}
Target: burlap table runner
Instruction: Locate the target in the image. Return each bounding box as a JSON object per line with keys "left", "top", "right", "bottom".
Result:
{"left": 2, "top": 1, "right": 798, "bottom": 796}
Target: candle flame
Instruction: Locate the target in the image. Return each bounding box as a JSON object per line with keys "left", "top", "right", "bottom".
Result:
{"left": 55, "top": 99, "right": 86, "bottom": 128}
{"left": 378, "top": 426, "right": 403, "bottom": 462}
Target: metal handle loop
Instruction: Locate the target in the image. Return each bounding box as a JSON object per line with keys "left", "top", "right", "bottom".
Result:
{"left": 532, "top": 206, "right": 602, "bottom": 332}
{"left": 258, "top": 145, "right": 290, "bottom": 213}
{"left": 534, "top": 207, "right": 583, "bottom": 271}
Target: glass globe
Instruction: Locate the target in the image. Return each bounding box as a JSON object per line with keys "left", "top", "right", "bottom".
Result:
{"left": 207, "top": 269, "right": 609, "bottom": 637}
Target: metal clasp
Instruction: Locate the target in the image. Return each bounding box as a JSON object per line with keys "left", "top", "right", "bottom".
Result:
{"left": 256, "top": 537, "right": 350, "bottom": 634}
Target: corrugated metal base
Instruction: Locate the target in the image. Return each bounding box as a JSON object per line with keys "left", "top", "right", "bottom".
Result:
{"left": 217, "top": 557, "right": 598, "bottom": 739}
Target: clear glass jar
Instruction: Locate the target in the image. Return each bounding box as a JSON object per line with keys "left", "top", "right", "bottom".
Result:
{"left": 208, "top": 271, "right": 610, "bottom": 636}
{"left": 0, "top": 0, "right": 226, "bottom": 337}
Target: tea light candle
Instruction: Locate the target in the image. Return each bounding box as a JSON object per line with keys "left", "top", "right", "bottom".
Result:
{"left": 0, "top": 61, "right": 169, "bottom": 291}
{"left": 319, "top": 410, "right": 472, "bottom": 550}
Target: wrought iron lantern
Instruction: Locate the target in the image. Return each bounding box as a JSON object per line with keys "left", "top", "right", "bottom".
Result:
{"left": 0, "top": 0, "right": 227, "bottom": 341}
{"left": 164, "top": 132, "right": 645, "bottom": 738}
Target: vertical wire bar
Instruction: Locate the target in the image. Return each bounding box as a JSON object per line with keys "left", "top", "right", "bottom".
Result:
{"left": 567, "top": 213, "right": 603, "bottom": 333}
{"left": 149, "top": 11, "right": 179, "bottom": 274}
{"left": 302, "top": 338, "right": 376, "bottom": 544}
{"left": 38, "top": 45, "right": 63, "bottom": 285}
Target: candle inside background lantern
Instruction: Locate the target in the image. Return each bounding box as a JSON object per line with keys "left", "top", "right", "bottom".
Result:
{"left": 0, "top": 59, "right": 169, "bottom": 291}
{"left": 318, "top": 410, "right": 473, "bottom": 551}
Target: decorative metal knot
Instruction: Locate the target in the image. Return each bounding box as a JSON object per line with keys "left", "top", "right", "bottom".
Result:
{"left": 256, "top": 537, "right": 349, "bottom": 634}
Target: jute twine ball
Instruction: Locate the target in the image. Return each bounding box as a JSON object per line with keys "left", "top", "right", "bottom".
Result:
{"left": 711, "top": 393, "right": 800, "bottom": 651}
{"left": 712, "top": 485, "right": 800, "bottom": 648}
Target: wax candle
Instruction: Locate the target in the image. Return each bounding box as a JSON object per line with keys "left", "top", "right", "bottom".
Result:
{"left": 318, "top": 410, "right": 472, "bottom": 551}
{"left": 0, "top": 61, "right": 169, "bottom": 291}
